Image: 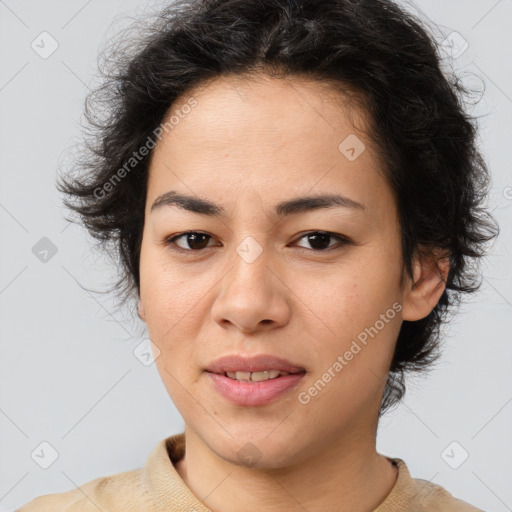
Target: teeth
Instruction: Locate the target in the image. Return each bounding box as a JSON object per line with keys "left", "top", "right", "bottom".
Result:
{"left": 225, "top": 370, "right": 289, "bottom": 382}
{"left": 251, "top": 370, "right": 282, "bottom": 381}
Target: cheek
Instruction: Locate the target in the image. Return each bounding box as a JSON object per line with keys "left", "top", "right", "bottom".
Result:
{"left": 296, "top": 253, "right": 402, "bottom": 371}
{"left": 140, "top": 244, "right": 201, "bottom": 322}
{"left": 300, "top": 271, "right": 401, "bottom": 414}
{"left": 139, "top": 250, "right": 218, "bottom": 378}
{"left": 301, "top": 254, "right": 401, "bottom": 327}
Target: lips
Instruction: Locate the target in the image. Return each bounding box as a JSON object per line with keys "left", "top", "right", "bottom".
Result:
{"left": 204, "top": 354, "right": 306, "bottom": 375}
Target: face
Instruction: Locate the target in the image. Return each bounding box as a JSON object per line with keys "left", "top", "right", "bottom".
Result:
{"left": 138, "top": 73, "right": 413, "bottom": 468}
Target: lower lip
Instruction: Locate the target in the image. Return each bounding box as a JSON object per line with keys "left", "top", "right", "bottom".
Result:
{"left": 206, "top": 371, "right": 306, "bottom": 406}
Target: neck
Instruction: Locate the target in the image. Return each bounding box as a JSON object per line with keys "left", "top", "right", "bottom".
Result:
{"left": 174, "top": 423, "right": 398, "bottom": 512}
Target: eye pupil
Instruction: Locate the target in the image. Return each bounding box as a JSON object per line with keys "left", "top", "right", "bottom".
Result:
{"left": 187, "top": 232, "right": 210, "bottom": 250}
{"left": 307, "top": 232, "right": 331, "bottom": 250}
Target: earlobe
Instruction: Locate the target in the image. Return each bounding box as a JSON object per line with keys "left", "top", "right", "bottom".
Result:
{"left": 137, "top": 300, "right": 146, "bottom": 322}
{"left": 401, "top": 249, "right": 450, "bottom": 322}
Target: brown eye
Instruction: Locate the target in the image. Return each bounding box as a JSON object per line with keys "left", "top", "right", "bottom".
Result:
{"left": 294, "top": 231, "right": 350, "bottom": 251}
{"left": 165, "top": 231, "right": 216, "bottom": 252}
{"left": 164, "top": 230, "right": 350, "bottom": 255}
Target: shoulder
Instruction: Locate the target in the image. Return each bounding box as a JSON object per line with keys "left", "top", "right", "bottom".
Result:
{"left": 410, "top": 476, "right": 485, "bottom": 511}
{"left": 380, "top": 458, "right": 486, "bottom": 512}
{"left": 16, "top": 468, "right": 155, "bottom": 512}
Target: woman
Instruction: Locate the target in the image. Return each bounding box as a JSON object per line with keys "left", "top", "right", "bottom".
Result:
{"left": 18, "top": 0, "right": 498, "bottom": 510}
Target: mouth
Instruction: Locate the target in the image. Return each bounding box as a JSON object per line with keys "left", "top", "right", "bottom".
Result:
{"left": 205, "top": 370, "right": 307, "bottom": 407}
{"left": 207, "top": 369, "right": 306, "bottom": 382}
{"left": 204, "top": 354, "right": 307, "bottom": 406}
{"left": 204, "top": 353, "right": 306, "bottom": 376}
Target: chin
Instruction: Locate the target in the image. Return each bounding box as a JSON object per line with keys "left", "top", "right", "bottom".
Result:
{"left": 201, "top": 426, "right": 308, "bottom": 469}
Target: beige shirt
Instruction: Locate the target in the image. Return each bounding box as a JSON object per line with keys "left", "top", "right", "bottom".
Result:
{"left": 17, "top": 432, "right": 484, "bottom": 511}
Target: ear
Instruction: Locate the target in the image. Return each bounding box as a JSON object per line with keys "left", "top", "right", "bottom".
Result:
{"left": 401, "top": 248, "right": 450, "bottom": 322}
{"left": 137, "top": 300, "right": 146, "bottom": 322}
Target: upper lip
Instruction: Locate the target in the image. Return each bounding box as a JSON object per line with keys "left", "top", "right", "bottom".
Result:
{"left": 205, "top": 354, "right": 306, "bottom": 374}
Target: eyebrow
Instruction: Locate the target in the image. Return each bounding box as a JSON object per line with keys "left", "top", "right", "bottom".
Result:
{"left": 150, "top": 190, "right": 366, "bottom": 217}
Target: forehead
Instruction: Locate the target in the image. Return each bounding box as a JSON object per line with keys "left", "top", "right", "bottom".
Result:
{"left": 164, "top": 72, "right": 366, "bottom": 148}
{"left": 146, "top": 73, "right": 391, "bottom": 220}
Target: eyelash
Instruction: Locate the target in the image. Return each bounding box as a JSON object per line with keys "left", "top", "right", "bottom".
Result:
{"left": 163, "top": 230, "right": 351, "bottom": 255}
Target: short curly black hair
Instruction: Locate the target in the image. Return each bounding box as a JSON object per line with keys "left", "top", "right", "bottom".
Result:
{"left": 57, "top": 0, "right": 499, "bottom": 416}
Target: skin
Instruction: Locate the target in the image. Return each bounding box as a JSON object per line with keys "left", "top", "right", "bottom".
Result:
{"left": 137, "top": 73, "right": 449, "bottom": 512}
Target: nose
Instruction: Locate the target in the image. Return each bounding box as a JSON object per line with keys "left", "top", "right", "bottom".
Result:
{"left": 211, "top": 243, "right": 291, "bottom": 333}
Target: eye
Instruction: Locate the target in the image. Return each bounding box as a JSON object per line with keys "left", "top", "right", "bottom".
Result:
{"left": 164, "top": 231, "right": 217, "bottom": 253}
{"left": 294, "top": 231, "right": 351, "bottom": 251}
{"left": 164, "top": 230, "right": 350, "bottom": 254}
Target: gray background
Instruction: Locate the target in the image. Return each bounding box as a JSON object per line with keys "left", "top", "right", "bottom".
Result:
{"left": 1, "top": 1, "right": 511, "bottom": 510}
